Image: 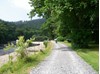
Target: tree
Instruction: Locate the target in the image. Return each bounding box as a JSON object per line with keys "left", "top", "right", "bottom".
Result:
{"left": 29, "top": 0, "right": 99, "bottom": 48}
{"left": 41, "top": 18, "right": 57, "bottom": 39}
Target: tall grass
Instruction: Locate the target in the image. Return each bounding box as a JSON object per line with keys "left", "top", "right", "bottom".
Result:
{"left": 0, "top": 42, "right": 53, "bottom": 74}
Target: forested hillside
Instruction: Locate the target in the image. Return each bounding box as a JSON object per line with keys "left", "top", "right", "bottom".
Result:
{"left": 14, "top": 18, "right": 46, "bottom": 29}
{"left": 0, "top": 19, "right": 46, "bottom": 44}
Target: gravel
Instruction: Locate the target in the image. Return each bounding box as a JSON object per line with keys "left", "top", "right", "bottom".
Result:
{"left": 30, "top": 41, "right": 97, "bottom": 74}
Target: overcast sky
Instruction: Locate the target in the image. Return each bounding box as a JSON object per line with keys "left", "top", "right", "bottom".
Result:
{"left": 0, "top": 0, "right": 41, "bottom": 21}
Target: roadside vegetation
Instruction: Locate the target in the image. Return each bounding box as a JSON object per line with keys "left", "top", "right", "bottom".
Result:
{"left": 0, "top": 36, "right": 53, "bottom": 74}
{"left": 63, "top": 41, "right": 99, "bottom": 71}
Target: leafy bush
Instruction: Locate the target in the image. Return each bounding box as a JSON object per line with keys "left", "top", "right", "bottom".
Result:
{"left": 4, "top": 36, "right": 35, "bottom": 59}
{"left": 15, "top": 36, "right": 29, "bottom": 58}
{"left": 66, "top": 39, "right": 71, "bottom": 42}
{"left": 43, "top": 40, "right": 48, "bottom": 47}
{"left": 0, "top": 41, "right": 53, "bottom": 74}
{"left": 57, "top": 36, "right": 65, "bottom": 41}
{"left": 26, "top": 37, "right": 35, "bottom": 46}
{"left": 35, "top": 36, "right": 48, "bottom": 41}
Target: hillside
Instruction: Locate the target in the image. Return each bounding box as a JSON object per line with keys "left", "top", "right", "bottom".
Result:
{"left": 0, "top": 18, "right": 46, "bottom": 44}
{"left": 14, "top": 18, "right": 46, "bottom": 29}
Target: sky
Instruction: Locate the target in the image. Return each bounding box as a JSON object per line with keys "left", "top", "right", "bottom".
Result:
{"left": 0, "top": 0, "right": 41, "bottom": 22}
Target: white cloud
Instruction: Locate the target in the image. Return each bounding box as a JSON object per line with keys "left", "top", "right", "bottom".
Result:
{"left": 10, "top": 0, "right": 32, "bottom": 10}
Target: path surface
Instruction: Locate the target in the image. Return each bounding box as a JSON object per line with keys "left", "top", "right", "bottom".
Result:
{"left": 30, "top": 41, "right": 97, "bottom": 74}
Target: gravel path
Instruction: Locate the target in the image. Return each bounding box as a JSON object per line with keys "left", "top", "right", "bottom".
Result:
{"left": 30, "top": 41, "right": 97, "bottom": 74}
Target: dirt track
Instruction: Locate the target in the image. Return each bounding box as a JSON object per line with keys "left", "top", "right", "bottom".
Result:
{"left": 30, "top": 41, "right": 97, "bottom": 74}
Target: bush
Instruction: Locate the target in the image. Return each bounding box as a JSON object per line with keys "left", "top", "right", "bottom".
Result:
{"left": 4, "top": 36, "right": 35, "bottom": 59}
{"left": 26, "top": 37, "right": 35, "bottom": 46}
{"left": 57, "top": 36, "right": 65, "bottom": 41}
{"left": 34, "top": 36, "right": 48, "bottom": 41}
{"left": 66, "top": 39, "right": 71, "bottom": 42}
{"left": 43, "top": 40, "right": 48, "bottom": 47}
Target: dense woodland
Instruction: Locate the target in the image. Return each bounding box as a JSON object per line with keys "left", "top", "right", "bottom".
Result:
{"left": 0, "top": 19, "right": 46, "bottom": 44}
{"left": 29, "top": 0, "right": 99, "bottom": 48}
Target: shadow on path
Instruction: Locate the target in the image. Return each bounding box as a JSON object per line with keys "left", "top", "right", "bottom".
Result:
{"left": 54, "top": 47, "right": 73, "bottom": 51}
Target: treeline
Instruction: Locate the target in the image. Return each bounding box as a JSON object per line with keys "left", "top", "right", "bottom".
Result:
{"left": 0, "top": 19, "right": 46, "bottom": 44}
{"left": 30, "top": 0, "right": 99, "bottom": 48}
{"left": 0, "top": 20, "right": 16, "bottom": 44}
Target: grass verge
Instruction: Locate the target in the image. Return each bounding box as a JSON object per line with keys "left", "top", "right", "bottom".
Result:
{"left": 0, "top": 41, "right": 53, "bottom": 74}
{"left": 63, "top": 41, "right": 99, "bottom": 71}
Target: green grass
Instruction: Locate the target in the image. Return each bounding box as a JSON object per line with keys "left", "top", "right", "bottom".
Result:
{"left": 63, "top": 41, "right": 99, "bottom": 71}
{"left": 0, "top": 42, "right": 53, "bottom": 74}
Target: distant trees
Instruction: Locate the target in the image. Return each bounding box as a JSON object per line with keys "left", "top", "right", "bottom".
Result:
{"left": 0, "top": 19, "right": 45, "bottom": 44}
{"left": 0, "top": 20, "right": 16, "bottom": 44}
{"left": 29, "top": 0, "right": 99, "bottom": 48}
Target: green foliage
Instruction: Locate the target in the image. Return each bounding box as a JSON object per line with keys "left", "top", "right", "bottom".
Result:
{"left": 41, "top": 18, "right": 57, "bottom": 40}
{"left": 77, "top": 48, "right": 99, "bottom": 71}
{"left": 29, "top": 0, "right": 99, "bottom": 48}
{"left": 57, "top": 36, "right": 65, "bottom": 41}
{"left": 0, "top": 19, "right": 16, "bottom": 44}
{"left": 34, "top": 35, "right": 48, "bottom": 41}
{"left": 4, "top": 36, "right": 35, "bottom": 59}
{"left": 26, "top": 37, "right": 35, "bottom": 46}
{"left": 0, "top": 42, "right": 53, "bottom": 74}
{"left": 15, "top": 36, "right": 28, "bottom": 58}
{"left": 4, "top": 43, "right": 14, "bottom": 51}
{"left": 43, "top": 40, "right": 48, "bottom": 47}
{"left": 71, "top": 31, "right": 91, "bottom": 48}
{"left": 14, "top": 19, "right": 45, "bottom": 29}
{"left": 0, "top": 19, "right": 45, "bottom": 44}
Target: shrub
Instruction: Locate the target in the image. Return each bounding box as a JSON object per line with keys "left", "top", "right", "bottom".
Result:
{"left": 43, "top": 40, "right": 48, "bottom": 47}
{"left": 26, "top": 37, "right": 35, "bottom": 46}
{"left": 66, "top": 39, "right": 71, "bottom": 42}
{"left": 4, "top": 36, "right": 35, "bottom": 59}
{"left": 57, "top": 36, "right": 65, "bottom": 41}
{"left": 34, "top": 36, "right": 48, "bottom": 41}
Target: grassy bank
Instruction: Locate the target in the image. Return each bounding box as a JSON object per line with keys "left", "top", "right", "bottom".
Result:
{"left": 0, "top": 41, "right": 53, "bottom": 74}
{"left": 63, "top": 41, "right": 99, "bottom": 71}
